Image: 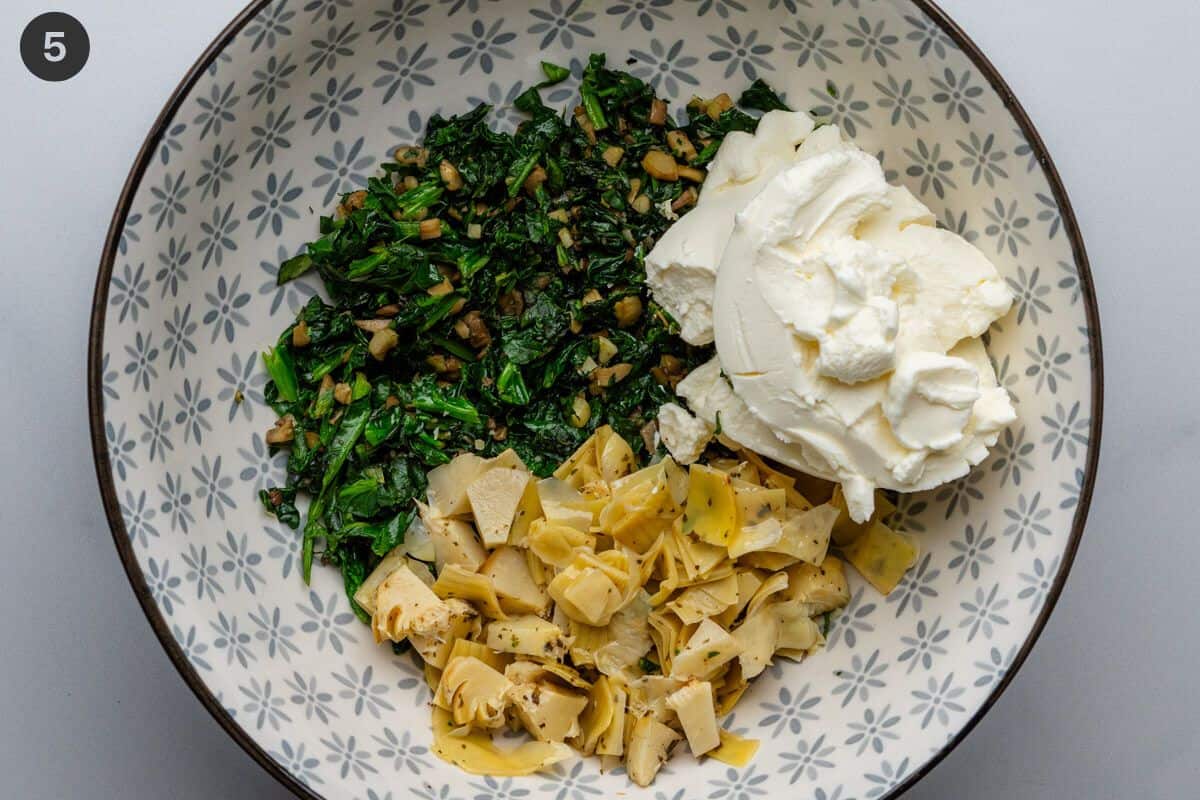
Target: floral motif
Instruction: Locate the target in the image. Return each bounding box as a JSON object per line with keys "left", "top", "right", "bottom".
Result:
{"left": 216, "top": 350, "right": 267, "bottom": 422}
{"left": 158, "top": 472, "right": 194, "bottom": 534}
{"left": 250, "top": 604, "right": 302, "bottom": 661}
{"left": 163, "top": 304, "right": 197, "bottom": 368}
{"left": 145, "top": 557, "right": 182, "bottom": 614}
{"left": 781, "top": 21, "right": 841, "bottom": 70}
{"left": 759, "top": 683, "right": 820, "bottom": 736}
{"left": 321, "top": 732, "right": 376, "bottom": 779}
{"left": 249, "top": 170, "right": 303, "bottom": 237}
{"left": 875, "top": 75, "right": 927, "bottom": 127}
{"left": 448, "top": 18, "right": 516, "bottom": 75}
{"left": 930, "top": 68, "right": 984, "bottom": 123}
{"left": 958, "top": 584, "right": 1010, "bottom": 641}
{"left": 304, "top": 0, "right": 352, "bottom": 23}
{"left": 198, "top": 203, "right": 241, "bottom": 269}
{"left": 333, "top": 664, "right": 396, "bottom": 718}
{"left": 845, "top": 705, "right": 900, "bottom": 756}
{"left": 630, "top": 39, "right": 700, "bottom": 98}
{"left": 211, "top": 611, "right": 256, "bottom": 667}
{"left": 173, "top": 377, "right": 212, "bottom": 444}
{"left": 182, "top": 543, "right": 223, "bottom": 602}
{"left": 779, "top": 734, "right": 835, "bottom": 785}
{"left": 219, "top": 529, "right": 266, "bottom": 594}
{"left": 305, "top": 74, "right": 363, "bottom": 134}
{"left": 809, "top": 81, "right": 871, "bottom": 137}
{"left": 248, "top": 54, "right": 297, "bottom": 108}
{"left": 844, "top": 16, "right": 900, "bottom": 67}
{"left": 374, "top": 43, "right": 436, "bottom": 104}
{"left": 172, "top": 624, "right": 212, "bottom": 671}
{"left": 307, "top": 22, "right": 360, "bottom": 75}
{"left": 529, "top": 0, "right": 596, "bottom": 50}
{"left": 833, "top": 649, "right": 888, "bottom": 707}
{"left": 203, "top": 274, "right": 251, "bottom": 343}
{"left": 896, "top": 616, "right": 949, "bottom": 673}
{"left": 375, "top": 727, "right": 430, "bottom": 774}
{"left": 708, "top": 26, "right": 773, "bottom": 80}
{"left": 903, "top": 138, "right": 956, "bottom": 199}
{"left": 707, "top": 765, "right": 768, "bottom": 799}
{"left": 196, "top": 140, "right": 239, "bottom": 201}
{"left": 607, "top": 0, "right": 672, "bottom": 33}
{"left": 193, "top": 81, "right": 240, "bottom": 139}
{"left": 298, "top": 591, "right": 358, "bottom": 654}
{"left": 247, "top": 106, "right": 296, "bottom": 168}
{"left": 910, "top": 673, "right": 966, "bottom": 728}
{"left": 192, "top": 454, "right": 235, "bottom": 520}
{"left": 935, "top": 468, "right": 985, "bottom": 518}
{"left": 138, "top": 400, "right": 173, "bottom": 463}
{"left": 110, "top": 262, "right": 150, "bottom": 323}
{"left": 271, "top": 740, "right": 324, "bottom": 787}
{"left": 241, "top": 677, "right": 292, "bottom": 731}
{"left": 827, "top": 586, "right": 876, "bottom": 649}
{"left": 887, "top": 552, "right": 940, "bottom": 616}
{"left": 1025, "top": 334, "right": 1072, "bottom": 394}
{"left": 903, "top": 13, "right": 955, "bottom": 58}
{"left": 990, "top": 426, "right": 1034, "bottom": 487}
{"left": 148, "top": 170, "right": 189, "bottom": 231}
{"left": 244, "top": 0, "right": 294, "bottom": 52}
{"left": 370, "top": 0, "right": 429, "bottom": 43}
{"left": 1018, "top": 555, "right": 1060, "bottom": 612}
{"left": 123, "top": 331, "right": 160, "bottom": 392}
{"left": 313, "top": 136, "right": 375, "bottom": 207}
{"left": 957, "top": 131, "right": 1008, "bottom": 187}
{"left": 948, "top": 522, "right": 996, "bottom": 583}
{"left": 287, "top": 672, "right": 339, "bottom": 723}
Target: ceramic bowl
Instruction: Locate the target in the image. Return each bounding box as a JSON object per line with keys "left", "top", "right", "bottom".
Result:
{"left": 89, "top": 1, "right": 1102, "bottom": 798}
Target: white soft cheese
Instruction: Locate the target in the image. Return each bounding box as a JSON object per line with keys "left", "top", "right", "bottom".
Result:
{"left": 644, "top": 111, "right": 816, "bottom": 345}
{"left": 656, "top": 402, "right": 714, "bottom": 464}
{"left": 651, "top": 120, "right": 1016, "bottom": 521}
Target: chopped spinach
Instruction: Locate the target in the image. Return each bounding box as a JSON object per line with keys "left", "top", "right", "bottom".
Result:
{"left": 259, "top": 54, "right": 783, "bottom": 613}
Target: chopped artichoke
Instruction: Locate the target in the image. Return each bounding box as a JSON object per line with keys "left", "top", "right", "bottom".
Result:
{"left": 372, "top": 562, "right": 450, "bottom": 643}
{"left": 481, "top": 546, "right": 549, "bottom": 614}
{"left": 599, "top": 431, "right": 637, "bottom": 482}
{"left": 683, "top": 463, "right": 738, "bottom": 546}
{"left": 508, "top": 680, "right": 589, "bottom": 742}
{"left": 507, "top": 480, "right": 543, "bottom": 546}
{"left": 527, "top": 518, "right": 595, "bottom": 569}
{"left": 667, "top": 573, "right": 739, "bottom": 625}
{"left": 784, "top": 557, "right": 851, "bottom": 614}
{"left": 670, "top": 618, "right": 742, "bottom": 680}
{"left": 767, "top": 503, "right": 839, "bottom": 564}
{"left": 468, "top": 466, "right": 531, "bottom": 547}
{"left": 409, "top": 599, "right": 481, "bottom": 669}
{"left": 734, "top": 485, "right": 787, "bottom": 527}
{"left": 593, "top": 592, "right": 653, "bottom": 678}
{"left": 426, "top": 453, "right": 487, "bottom": 517}
{"left": 708, "top": 728, "right": 760, "bottom": 767}
{"left": 829, "top": 484, "right": 898, "bottom": 546}
{"left": 434, "top": 655, "right": 513, "bottom": 728}
{"left": 841, "top": 520, "right": 918, "bottom": 595}
{"left": 596, "top": 685, "right": 628, "bottom": 757}
{"left": 732, "top": 606, "right": 780, "bottom": 678}
{"left": 421, "top": 505, "right": 487, "bottom": 572}
{"left": 727, "top": 517, "right": 784, "bottom": 558}
{"left": 737, "top": 550, "right": 800, "bottom": 571}
{"left": 430, "top": 707, "right": 572, "bottom": 776}
{"left": 666, "top": 680, "right": 720, "bottom": 756}
{"left": 448, "top": 637, "right": 508, "bottom": 672}
{"left": 353, "top": 544, "right": 408, "bottom": 615}
{"left": 625, "top": 715, "right": 681, "bottom": 787}
{"left": 432, "top": 564, "right": 507, "bottom": 619}
{"left": 548, "top": 563, "right": 624, "bottom": 627}
{"left": 485, "top": 615, "right": 571, "bottom": 660}
{"left": 536, "top": 478, "right": 594, "bottom": 531}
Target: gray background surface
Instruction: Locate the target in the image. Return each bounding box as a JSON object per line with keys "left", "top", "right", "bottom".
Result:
{"left": 0, "top": 1, "right": 1193, "bottom": 797}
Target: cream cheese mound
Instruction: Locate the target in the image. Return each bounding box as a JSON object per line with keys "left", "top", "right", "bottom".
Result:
{"left": 649, "top": 115, "right": 1016, "bottom": 521}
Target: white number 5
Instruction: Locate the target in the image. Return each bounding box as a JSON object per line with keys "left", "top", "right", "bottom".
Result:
{"left": 44, "top": 31, "right": 66, "bottom": 62}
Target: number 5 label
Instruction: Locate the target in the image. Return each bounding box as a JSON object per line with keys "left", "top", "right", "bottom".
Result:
{"left": 20, "top": 13, "right": 89, "bottom": 81}
{"left": 43, "top": 31, "right": 66, "bottom": 63}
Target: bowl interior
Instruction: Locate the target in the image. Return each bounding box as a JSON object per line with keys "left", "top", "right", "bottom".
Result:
{"left": 94, "top": 1, "right": 1098, "bottom": 798}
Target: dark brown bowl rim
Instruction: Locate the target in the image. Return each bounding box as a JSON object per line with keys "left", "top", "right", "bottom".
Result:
{"left": 87, "top": 2, "right": 1104, "bottom": 798}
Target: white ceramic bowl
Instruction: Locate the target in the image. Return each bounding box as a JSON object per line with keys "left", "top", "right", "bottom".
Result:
{"left": 89, "top": 2, "right": 1102, "bottom": 798}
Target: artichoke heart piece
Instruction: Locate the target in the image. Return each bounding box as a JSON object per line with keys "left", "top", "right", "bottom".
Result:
{"left": 683, "top": 463, "right": 738, "bottom": 546}
{"left": 421, "top": 505, "right": 488, "bottom": 572}
{"left": 599, "top": 430, "right": 637, "bottom": 482}
{"left": 427, "top": 453, "right": 488, "bottom": 517}
{"left": 596, "top": 686, "right": 628, "bottom": 757}
{"left": 430, "top": 707, "right": 572, "bottom": 776}
{"left": 594, "top": 592, "right": 653, "bottom": 678}
{"left": 527, "top": 518, "right": 596, "bottom": 569}
{"left": 372, "top": 562, "right": 449, "bottom": 644}
{"left": 508, "top": 680, "right": 589, "bottom": 742}
{"left": 670, "top": 618, "right": 742, "bottom": 680}
{"left": 548, "top": 557, "right": 626, "bottom": 627}
{"left": 774, "top": 605, "right": 823, "bottom": 657}
{"left": 732, "top": 606, "right": 780, "bottom": 679}
{"left": 707, "top": 728, "right": 760, "bottom": 767}
{"left": 409, "top": 599, "right": 482, "bottom": 669}
{"left": 353, "top": 543, "right": 409, "bottom": 616}
{"left": 507, "top": 480, "right": 543, "bottom": 546}
{"left": 434, "top": 655, "right": 513, "bottom": 728}
{"left": 666, "top": 680, "right": 720, "bottom": 756}
{"left": 784, "top": 557, "right": 852, "bottom": 614}
{"left": 766, "top": 503, "right": 839, "bottom": 564}
{"left": 626, "top": 714, "right": 682, "bottom": 787}
{"left": 481, "top": 546, "right": 549, "bottom": 614}
{"left": 449, "top": 637, "right": 509, "bottom": 672}
{"left": 829, "top": 484, "right": 898, "bottom": 546}
{"left": 840, "top": 520, "right": 917, "bottom": 595}
{"left": 432, "top": 564, "right": 508, "bottom": 619}
{"left": 468, "top": 465, "right": 532, "bottom": 547}
{"left": 485, "top": 615, "right": 571, "bottom": 660}
{"left": 728, "top": 517, "right": 784, "bottom": 559}
{"left": 536, "top": 478, "right": 594, "bottom": 532}
{"left": 576, "top": 675, "right": 616, "bottom": 755}
{"left": 734, "top": 485, "right": 787, "bottom": 527}
{"left": 553, "top": 429, "right": 602, "bottom": 488}
{"left": 666, "top": 573, "right": 739, "bottom": 625}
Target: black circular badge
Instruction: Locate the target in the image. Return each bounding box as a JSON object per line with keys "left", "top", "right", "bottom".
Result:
{"left": 20, "top": 12, "right": 89, "bottom": 82}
